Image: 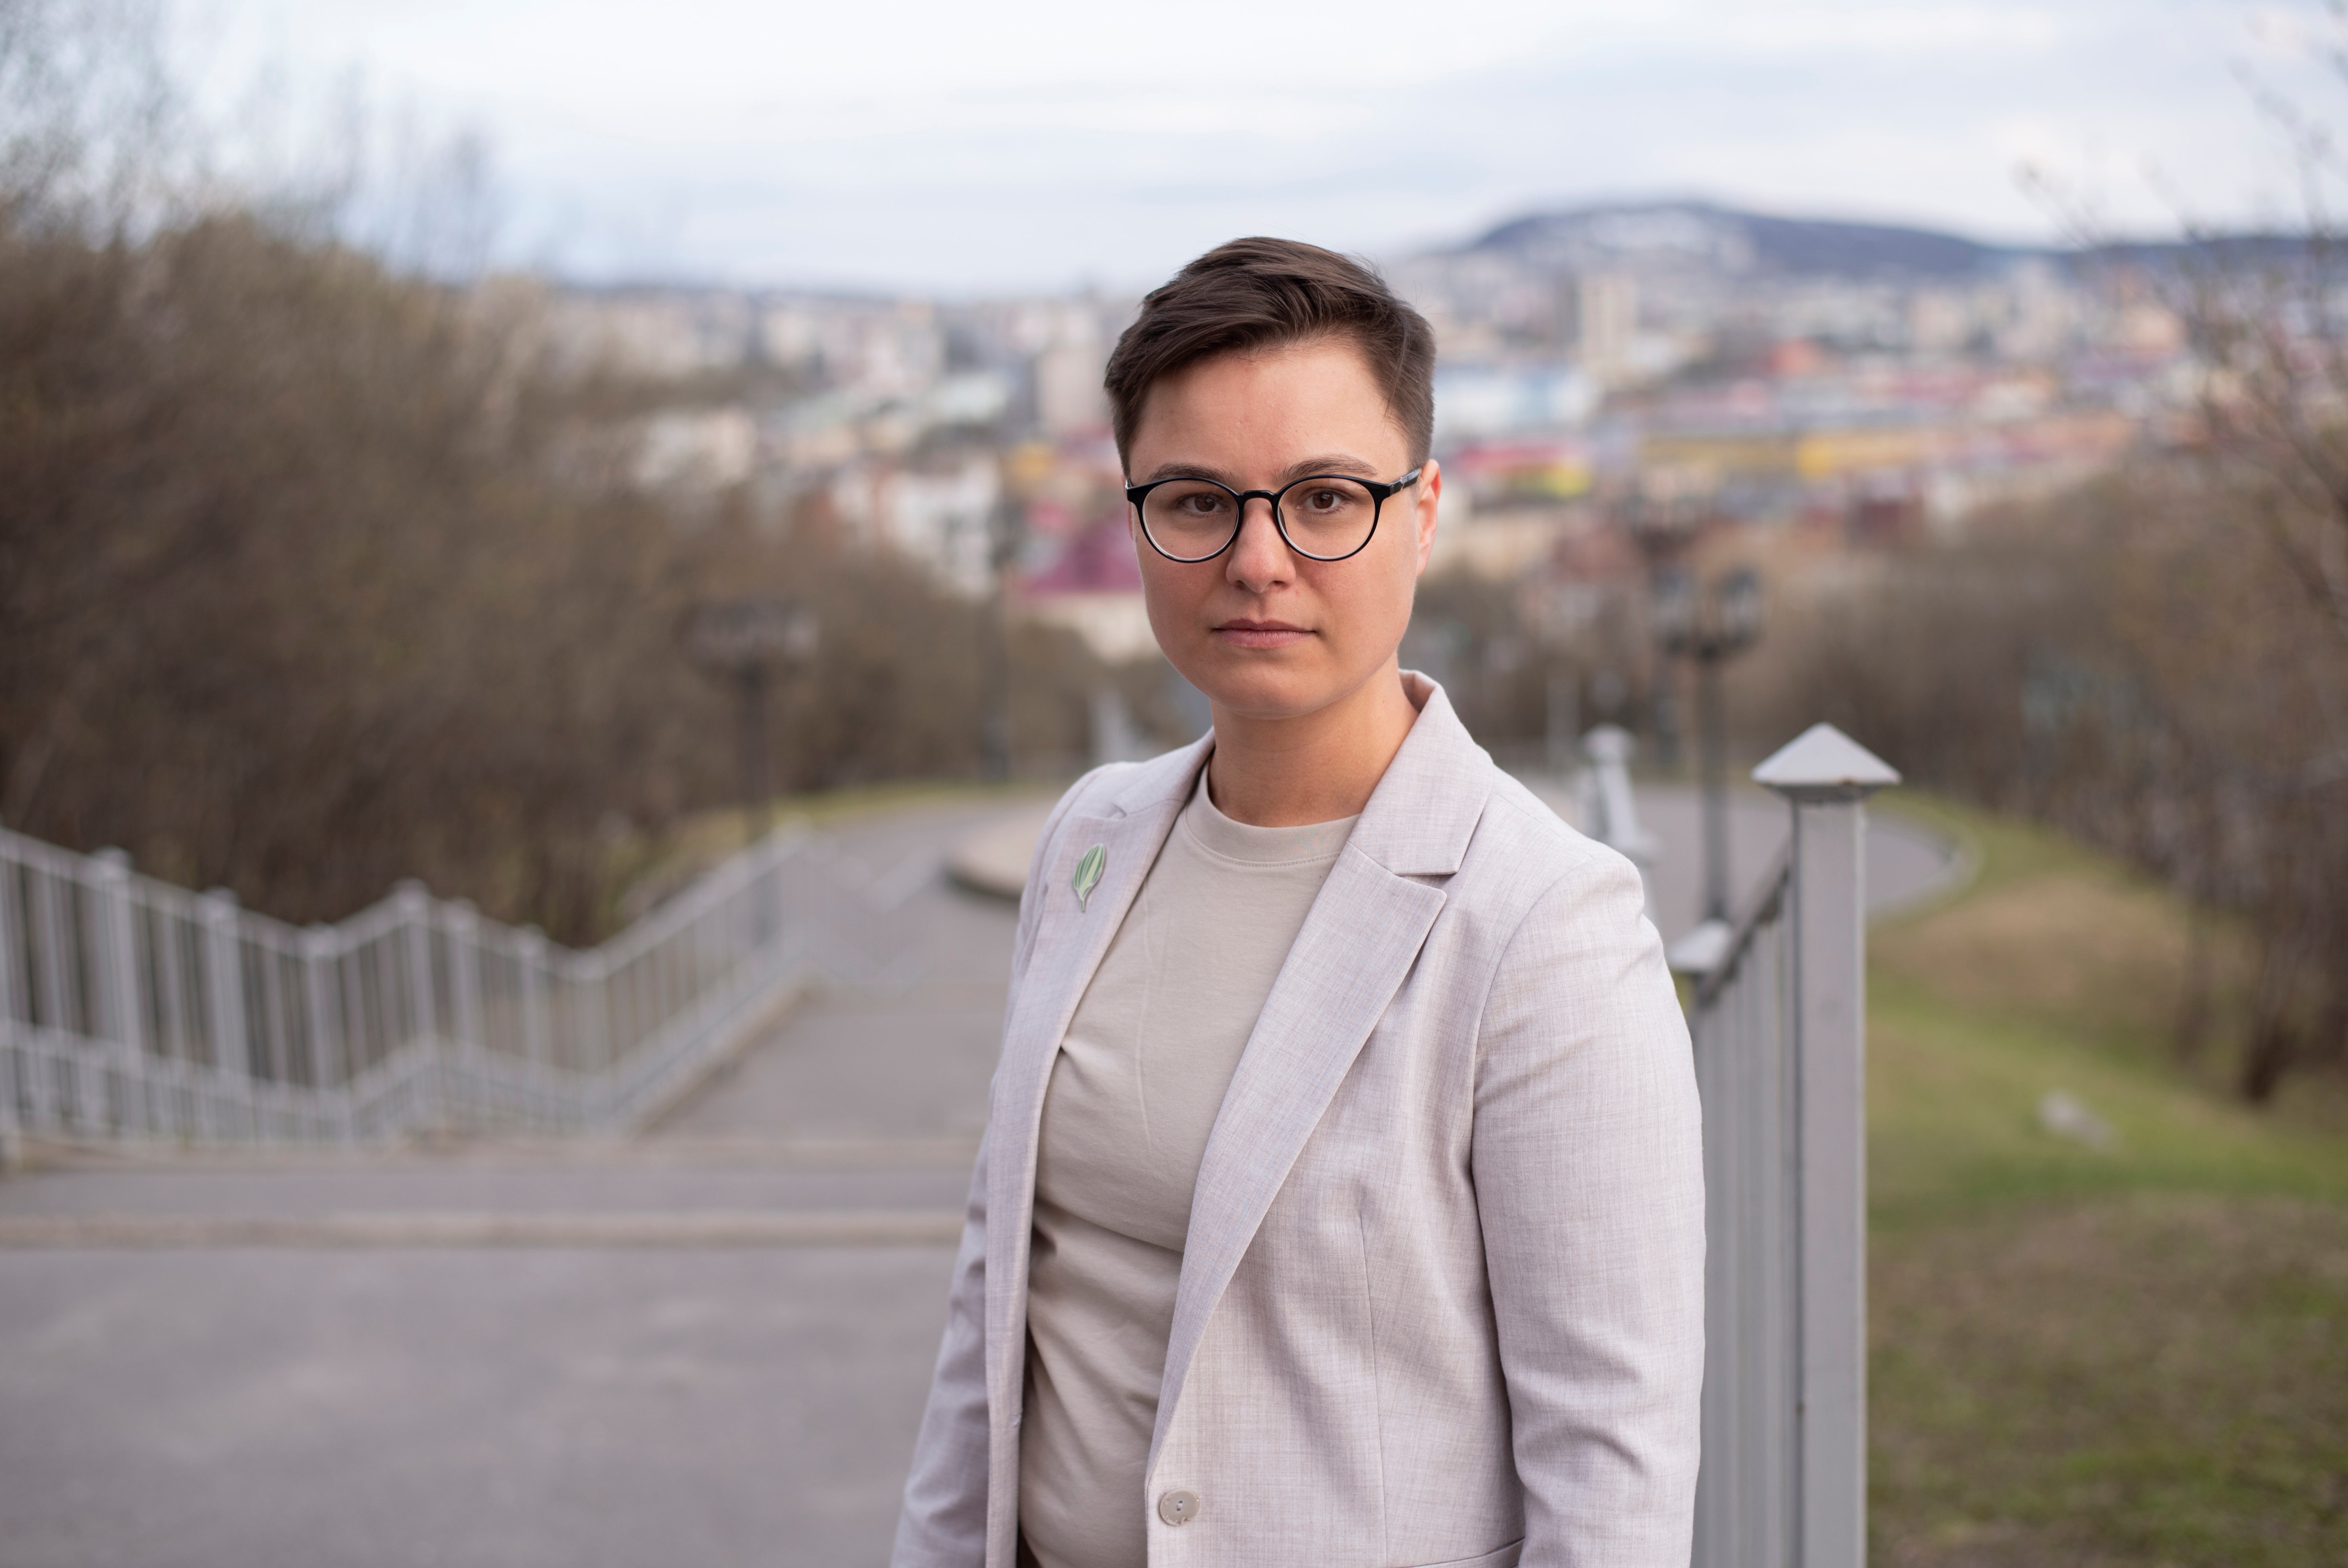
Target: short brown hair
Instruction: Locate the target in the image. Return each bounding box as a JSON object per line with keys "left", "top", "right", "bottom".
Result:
{"left": 1103, "top": 237, "right": 1437, "bottom": 471}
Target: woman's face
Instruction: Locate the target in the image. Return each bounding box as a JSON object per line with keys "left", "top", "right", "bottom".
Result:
{"left": 1124, "top": 337, "right": 1441, "bottom": 726}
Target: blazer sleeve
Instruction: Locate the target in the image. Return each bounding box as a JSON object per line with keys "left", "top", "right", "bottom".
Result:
{"left": 892, "top": 1125, "right": 993, "bottom": 1568}
{"left": 1470, "top": 848, "right": 1707, "bottom": 1568}
{"left": 890, "top": 770, "right": 1106, "bottom": 1568}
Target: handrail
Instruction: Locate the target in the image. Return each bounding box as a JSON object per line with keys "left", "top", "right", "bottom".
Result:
{"left": 0, "top": 817, "right": 832, "bottom": 1143}
{"left": 1692, "top": 847, "right": 1790, "bottom": 1010}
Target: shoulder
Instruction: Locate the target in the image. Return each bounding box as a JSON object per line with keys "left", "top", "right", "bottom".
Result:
{"left": 1460, "top": 770, "right": 1649, "bottom": 933}
{"left": 1463, "top": 778, "right": 1682, "bottom": 1068}
{"left": 1039, "top": 761, "right": 1123, "bottom": 836}
{"left": 1020, "top": 764, "right": 1121, "bottom": 904}
{"left": 1024, "top": 742, "right": 1204, "bottom": 895}
{"left": 1037, "top": 743, "right": 1195, "bottom": 844}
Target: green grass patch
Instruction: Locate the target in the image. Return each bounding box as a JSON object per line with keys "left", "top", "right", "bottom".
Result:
{"left": 1870, "top": 981, "right": 2348, "bottom": 1231}
{"left": 1873, "top": 1196, "right": 2348, "bottom": 1567}
{"left": 1862, "top": 795, "right": 2348, "bottom": 1564}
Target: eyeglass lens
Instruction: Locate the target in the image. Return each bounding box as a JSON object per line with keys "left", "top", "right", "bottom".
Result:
{"left": 1139, "top": 477, "right": 1380, "bottom": 561}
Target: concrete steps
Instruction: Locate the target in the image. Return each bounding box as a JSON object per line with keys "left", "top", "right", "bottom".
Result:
{"left": 0, "top": 1136, "right": 974, "bottom": 1248}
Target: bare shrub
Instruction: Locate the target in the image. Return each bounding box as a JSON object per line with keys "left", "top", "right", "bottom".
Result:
{"left": 1763, "top": 462, "right": 2348, "bottom": 1101}
{"left": 0, "top": 202, "right": 1105, "bottom": 945}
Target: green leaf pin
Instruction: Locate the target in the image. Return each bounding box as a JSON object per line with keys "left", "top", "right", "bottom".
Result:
{"left": 1072, "top": 844, "right": 1107, "bottom": 911}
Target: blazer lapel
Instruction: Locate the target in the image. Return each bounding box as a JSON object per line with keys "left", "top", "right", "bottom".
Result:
{"left": 1147, "top": 850, "right": 1444, "bottom": 1469}
{"left": 983, "top": 768, "right": 1200, "bottom": 1414}
{"left": 1146, "top": 676, "right": 1496, "bottom": 1473}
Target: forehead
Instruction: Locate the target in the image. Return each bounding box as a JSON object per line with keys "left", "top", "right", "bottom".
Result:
{"left": 1128, "top": 336, "right": 1407, "bottom": 466}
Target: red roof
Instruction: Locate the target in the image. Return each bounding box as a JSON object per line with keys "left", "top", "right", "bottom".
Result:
{"left": 1022, "top": 515, "right": 1143, "bottom": 595}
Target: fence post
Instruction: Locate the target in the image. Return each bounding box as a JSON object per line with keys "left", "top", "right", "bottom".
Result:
{"left": 0, "top": 841, "right": 20, "bottom": 1163}
{"left": 91, "top": 850, "right": 145, "bottom": 1133}
{"left": 198, "top": 888, "right": 250, "bottom": 1080}
{"left": 394, "top": 882, "right": 437, "bottom": 1046}
{"left": 1753, "top": 722, "right": 1899, "bottom": 1568}
{"left": 446, "top": 901, "right": 484, "bottom": 1054}
{"left": 580, "top": 953, "right": 610, "bottom": 1077}
{"left": 518, "top": 927, "right": 550, "bottom": 1069}
{"left": 301, "top": 926, "right": 341, "bottom": 1094}
{"left": 1577, "top": 724, "right": 1660, "bottom": 918}
{"left": 197, "top": 888, "right": 250, "bottom": 1139}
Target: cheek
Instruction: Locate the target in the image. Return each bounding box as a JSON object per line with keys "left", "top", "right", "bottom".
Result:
{"left": 1137, "top": 556, "right": 1205, "bottom": 634}
{"left": 1316, "top": 557, "right": 1417, "bottom": 652}
{"left": 1373, "top": 529, "right": 1426, "bottom": 623}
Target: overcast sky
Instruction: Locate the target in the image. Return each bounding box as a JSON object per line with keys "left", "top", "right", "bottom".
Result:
{"left": 171, "top": 1, "right": 2344, "bottom": 295}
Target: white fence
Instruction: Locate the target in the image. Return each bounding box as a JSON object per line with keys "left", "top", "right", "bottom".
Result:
{"left": 1578, "top": 721, "right": 1898, "bottom": 1568}
{"left": 1683, "top": 725, "right": 1897, "bottom": 1568}
{"left": 1683, "top": 842, "right": 1798, "bottom": 1564}
{"left": 0, "top": 822, "right": 892, "bottom": 1146}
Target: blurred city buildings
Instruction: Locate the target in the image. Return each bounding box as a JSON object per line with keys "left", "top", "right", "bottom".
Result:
{"left": 530, "top": 200, "right": 2196, "bottom": 665}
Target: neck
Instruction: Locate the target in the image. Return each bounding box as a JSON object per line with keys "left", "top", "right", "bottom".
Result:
{"left": 1205, "top": 659, "right": 1422, "bottom": 827}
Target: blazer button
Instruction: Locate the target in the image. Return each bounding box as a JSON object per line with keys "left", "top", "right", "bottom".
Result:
{"left": 1157, "top": 1490, "right": 1201, "bottom": 1526}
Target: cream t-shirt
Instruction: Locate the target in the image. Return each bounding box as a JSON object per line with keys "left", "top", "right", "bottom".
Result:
{"left": 1019, "top": 766, "right": 1359, "bottom": 1568}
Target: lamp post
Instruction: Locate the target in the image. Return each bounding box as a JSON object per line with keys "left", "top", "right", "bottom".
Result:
{"left": 681, "top": 596, "right": 820, "bottom": 841}
{"left": 1655, "top": 566, "right": 1765, "bottom": 925}
{"left": 1623, "top": 486, "right": 1704, "bottom": 769}
{"left": 980, "top": 492, "right": 1026, "bottom": 783}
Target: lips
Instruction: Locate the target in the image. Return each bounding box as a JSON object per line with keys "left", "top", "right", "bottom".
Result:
{"left": 1213, "top": 619, "right": 1312, "bottom": 650}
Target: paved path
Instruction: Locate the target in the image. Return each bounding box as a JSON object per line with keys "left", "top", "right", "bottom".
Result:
{"left": 0, "top": 779, "right": 1959, "bottom": 1568}
{"left": 0, "top": 798, "right": 1033, "bottom": 1568}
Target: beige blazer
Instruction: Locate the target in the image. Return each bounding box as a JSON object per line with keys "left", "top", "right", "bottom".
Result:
{"left": 894, "top": 676, "right": 1705, "bottom": 1568}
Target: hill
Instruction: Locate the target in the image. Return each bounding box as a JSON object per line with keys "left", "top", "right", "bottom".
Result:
{"left": 1460, "top": 199, "right": 2035, "bottom": 281}
{"left": 1441, "top": 198, "right": 2319, "bottom": 286}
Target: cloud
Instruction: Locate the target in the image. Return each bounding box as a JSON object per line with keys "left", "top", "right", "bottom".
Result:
{"left": 177, "top": 0, "right": 2310, "bottom": 291}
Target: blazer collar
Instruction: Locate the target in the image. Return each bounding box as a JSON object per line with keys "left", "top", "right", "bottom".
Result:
{"left": 1102, "top": 731, "right": 1211, "bottom": 819}
{"left": 1101, "top": 669, "right": 1494, "bottom": 867}
{"left": 1341, "top": 671, "right": 1493, "bottom": 878}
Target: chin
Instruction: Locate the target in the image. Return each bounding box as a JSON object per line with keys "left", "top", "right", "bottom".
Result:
{"left": 1182, "top": 657, "right": 1335, "bottom": 722}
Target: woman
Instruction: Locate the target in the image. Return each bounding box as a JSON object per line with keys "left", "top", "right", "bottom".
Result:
{"left": 894, "top": 239, "right": 1704, "bottom": 1568}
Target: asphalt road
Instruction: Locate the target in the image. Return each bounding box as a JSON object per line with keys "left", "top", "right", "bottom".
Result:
{"left": 0, "top": 777, "right": 1959, "bottom": 1568}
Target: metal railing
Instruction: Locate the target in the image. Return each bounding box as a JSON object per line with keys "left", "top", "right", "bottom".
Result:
{"left": 1678, "top": 724, "right": 1898, "bottom": 1568}
{"left": 1685, "top": 848, "right": 1799, "bottom": 1564}
{"left": 0, "top": 821, "right": 883, "bottom": 1147}
{"left": 1572, "top": 723, "right": 1662, "bottom": 919}
{"left": 1571, "top": 720, "right": 1898, "bottom": 1568}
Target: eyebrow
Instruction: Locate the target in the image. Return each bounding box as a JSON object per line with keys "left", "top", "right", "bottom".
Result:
{"left": 1132, "top": 452, "right": 1387, "bottom": 487}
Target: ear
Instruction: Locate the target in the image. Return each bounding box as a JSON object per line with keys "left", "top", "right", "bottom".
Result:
{"left": 1410, "top": 459, "right": 1443, "bottom": 577}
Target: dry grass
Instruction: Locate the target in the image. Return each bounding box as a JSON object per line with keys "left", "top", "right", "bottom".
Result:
{"left": 1872, "top": 1197, "right": 2348, "bottom": 1566}
{"left": 1877, "top": 873, "right": 2203, "bottom": 1041}
{"left": 1864, "top": 798, "right": 2348, "bottom": 1563}
{"left": 1873, "top": 796, "right": 2345, "bottom": 1137}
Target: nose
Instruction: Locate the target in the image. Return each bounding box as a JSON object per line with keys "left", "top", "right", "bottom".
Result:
{"left": 1224, "top": 495, "right": 1295, "bottom": 593}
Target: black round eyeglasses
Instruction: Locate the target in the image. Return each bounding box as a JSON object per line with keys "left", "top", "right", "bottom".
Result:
{"left": 1124, "top": 468, "right": 1424, "bottom": 564}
